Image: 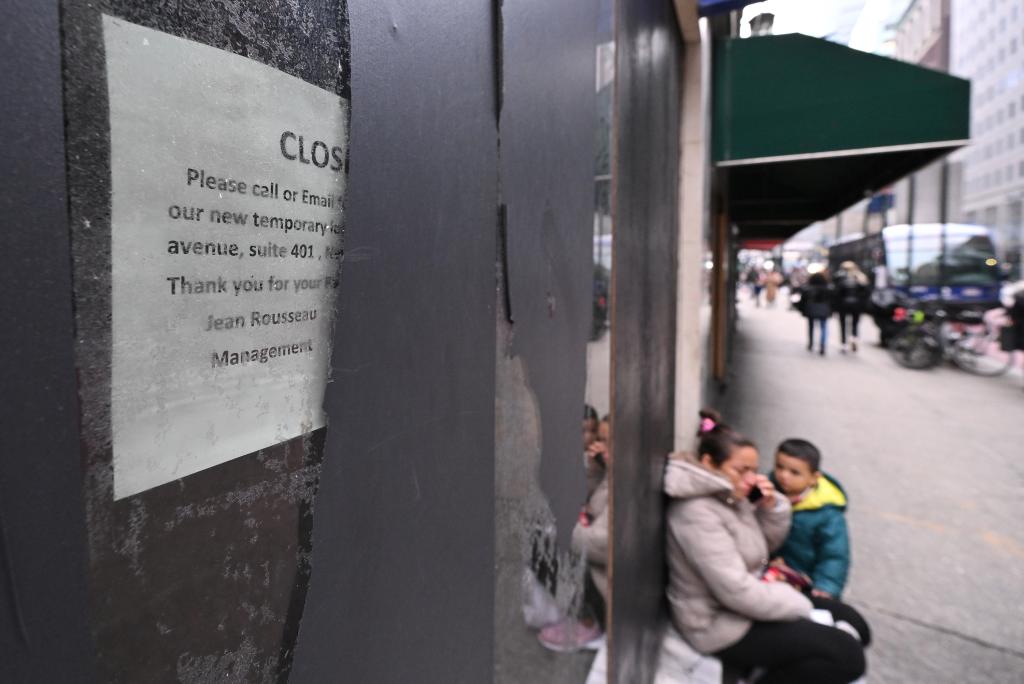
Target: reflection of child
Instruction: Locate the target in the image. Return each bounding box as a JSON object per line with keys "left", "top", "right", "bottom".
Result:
{"left": 538, "top": 413, "right": 609, "bottom": 652}
{"left": 771, "top": 439, "right": 850, "bottom": 599}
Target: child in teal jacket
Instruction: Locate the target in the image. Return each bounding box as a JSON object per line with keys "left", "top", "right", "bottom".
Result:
{"left": 770, "top": 438, "right": 850, "bottom": 599}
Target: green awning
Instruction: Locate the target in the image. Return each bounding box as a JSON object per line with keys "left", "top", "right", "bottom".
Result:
{"left": 713, "top": 34, "right": 970, "bottom": 240}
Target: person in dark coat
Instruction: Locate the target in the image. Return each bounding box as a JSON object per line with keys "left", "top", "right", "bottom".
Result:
{"left": 832, "top": 261, "right": 871, "bottom": 353}
{"left": 799, "top": 272, "right": 833, "bottom": 355}
{"left": 1011, "top": 287, "right": 1024, "bottom": 351}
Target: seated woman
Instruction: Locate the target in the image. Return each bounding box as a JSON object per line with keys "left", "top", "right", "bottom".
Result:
{"left": 664, "top": 410, "right": 867, "bottom": 684}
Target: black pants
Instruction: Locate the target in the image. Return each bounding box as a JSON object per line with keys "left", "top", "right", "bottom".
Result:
{"left": 837, "top": 310, "right": 861, "bottom": 344}
{"left": 715, "top": 596, "right": 869, "bottom": 684}
{"left": 582, "top": 569, "right": 606, "bottom": 629}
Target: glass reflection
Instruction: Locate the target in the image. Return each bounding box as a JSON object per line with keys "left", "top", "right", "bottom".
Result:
{"left": 495, "top": 6, "right": 615, "bottom": 682}
{"left": 518, "top": 12, "right": 616, "bottom": 679}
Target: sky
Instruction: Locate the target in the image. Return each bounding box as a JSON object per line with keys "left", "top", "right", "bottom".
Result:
{"left": 739, "top": 0, "right": 848, "bottom": 39}
{"left": 738, "top": 0, "right": 918, "bottom": 53}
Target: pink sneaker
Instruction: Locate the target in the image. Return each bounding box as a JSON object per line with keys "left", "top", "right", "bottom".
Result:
{"left": 538, "top": 618, "right": 603, "bottom": 653}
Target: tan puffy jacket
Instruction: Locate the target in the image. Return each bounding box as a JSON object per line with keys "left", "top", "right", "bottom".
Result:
{"left": 572, "top": 474, "right": 608, "bottom": 601}
{"left": 664, "top": 456, "right": 812, "bottom": 654}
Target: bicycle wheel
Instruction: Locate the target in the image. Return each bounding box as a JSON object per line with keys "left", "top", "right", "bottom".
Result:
{"left": 951, "top": 329, "right": 1014, "bottom": 376}
{"left": 889, "top": 327, "right": 942, "bottom": 370}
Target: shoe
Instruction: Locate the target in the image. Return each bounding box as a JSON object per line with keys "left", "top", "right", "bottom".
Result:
{"left": 819, "top": 348, "right": 826, "bottom": 356}
{"left": 835, "top": 620, "right": 861, "bottom": 642}
{"left": 840, "top": 343, "right": 848, "bottom": 354}
{"left": 538, "top": 618, "right": 603, "bottom": 653}
{"left": 851, "top": 338, "right": 858, "bottom": 352}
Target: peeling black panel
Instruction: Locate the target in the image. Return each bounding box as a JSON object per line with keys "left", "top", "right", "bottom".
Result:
{"left": 291, "top": 2, "right": 498, "bottom": 682}
{"left": 500, "top": 0, "right": 598, "bottom": 549}
{"left": 59, "top": 1, "right": 349, "bottom": 680}
{"left": 612, "top": 0, "right": 683, "bottom": 681}
{"left": 492, "top": 2, "right": 598, "bottom": 678}
{"left": 0, "top": 1, "right": 96, "bottom": 681}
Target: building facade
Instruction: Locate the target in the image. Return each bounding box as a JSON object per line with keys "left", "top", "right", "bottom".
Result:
{"left": 950, "top": 0, "right": 1024, "bottom": 276}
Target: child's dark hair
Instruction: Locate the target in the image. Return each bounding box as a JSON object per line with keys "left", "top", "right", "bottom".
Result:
{"left": 584, "top": 404, "right": 599, "bottom": 422}
{"left": 777, "top": 438, "right": 821, "bottom": 472}
{"left": 696, "top": 409, "right": 751, "bottom": 466}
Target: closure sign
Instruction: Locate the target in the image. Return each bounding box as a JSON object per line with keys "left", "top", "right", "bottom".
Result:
{"left": 103, "top": 16, "right": 349, "bottom": 499}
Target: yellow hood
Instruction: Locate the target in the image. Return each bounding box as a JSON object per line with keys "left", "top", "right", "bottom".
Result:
{"left": 792, "top": 473, "right": 847, "bottom": 512}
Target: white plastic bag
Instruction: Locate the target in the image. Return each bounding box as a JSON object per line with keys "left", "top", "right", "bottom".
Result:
{"left": 521, "top": 568, "right": 561, "bottom": 629}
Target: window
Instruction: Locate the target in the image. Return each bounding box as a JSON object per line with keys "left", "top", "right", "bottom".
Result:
{"left": 984, "top": 206, "right": 998, "bottom": 227}
{"left": 945, "top": 233, "right": 1000, "bottom": 286}
{"left": 910, "top": 234, "right": 942, "bottom": 287}
{"left": 1013, "top": 102, "right": 1019, "bottom": 117}
{"left": 885, "top": 238, "right": 911, "bottom": 287}
{"left": 1019, "top": 160, "right": 1024, "bottom": 176}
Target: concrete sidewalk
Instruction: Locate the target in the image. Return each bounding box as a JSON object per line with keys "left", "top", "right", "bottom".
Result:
{"left": 721, "top": 295, "right": 1024, "bottom": 683}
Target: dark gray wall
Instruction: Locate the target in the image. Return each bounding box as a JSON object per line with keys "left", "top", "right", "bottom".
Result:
{"left": 611, "top": 0, "right": 683, "bottom": 682}
{"left": 501, "top": 0, "right": 597, "bottom": 554}
{"left": 0, "top": 1, "right": 96, "bottom": 681}
{"left": 291, "top": 3, "right": 498, "bottom": 683}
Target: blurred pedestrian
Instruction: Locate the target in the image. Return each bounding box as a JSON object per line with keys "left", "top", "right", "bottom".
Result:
{"left": 765, "top": 270, "right": 783, "bottom": 307}
{"left": 832, "top": 261, "right": 870, "bottom": 353}
{"left": 663, "top": 410, "right": 867, "bottom": 683}
{"left": 799, "top": 272, "right": 833, "bottom": 355}
{"left": 751, "top": 268, "right": 765, "bottom": 307}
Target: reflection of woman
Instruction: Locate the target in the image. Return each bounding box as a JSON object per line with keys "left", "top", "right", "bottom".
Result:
{"left": 664, "top": 411, "right": 867, "bottom": 683}
{"left": 537, "top": 416, "right": 609, "bottom": 652}
{"left": 576, "top": 416, "right": 610, "bottom": 601}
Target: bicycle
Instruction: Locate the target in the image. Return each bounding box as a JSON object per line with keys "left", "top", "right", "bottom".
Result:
{"left": 887, "top": 303, "right": 1015, "bottom": 376}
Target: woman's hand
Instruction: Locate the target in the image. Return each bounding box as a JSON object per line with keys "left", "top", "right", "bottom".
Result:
{"left": 753, "top": 474, "right": 777, "bottom": 509}
{"left": 586, "top": 440, "right": 608, "bottom": 468}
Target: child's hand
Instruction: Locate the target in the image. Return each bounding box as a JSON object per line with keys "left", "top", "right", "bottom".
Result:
{"left": 811, "top": 588, "right": 833, "bottom": 599}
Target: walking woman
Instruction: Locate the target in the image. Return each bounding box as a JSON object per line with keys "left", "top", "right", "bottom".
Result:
{"left": 799, "top": 272, "right": 833, "bottom": 355}
{"left": 665, "top": 411, "right": 869, "bottom": 683}
{"left": 765, "top": 269, "right": 784, "bottom": 307}
{"left": 832, "top": 261, "right": 870, "bottom": 353}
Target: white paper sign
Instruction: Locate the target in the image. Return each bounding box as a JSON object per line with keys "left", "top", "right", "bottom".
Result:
{"left": 103, "top": 16, "right": 348, "bottom": 499}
